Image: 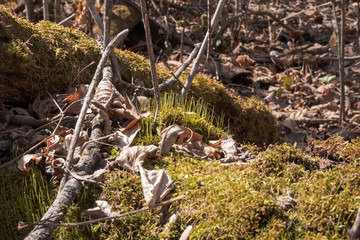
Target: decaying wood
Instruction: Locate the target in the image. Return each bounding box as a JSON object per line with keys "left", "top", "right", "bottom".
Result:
{"left": 25, "top": 112, "right": 104, "bottom": 239}
{"left": 24, "top": 178, "right": 81, "bottom": 239}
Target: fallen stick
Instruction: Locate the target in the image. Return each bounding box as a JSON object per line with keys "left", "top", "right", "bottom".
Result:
{"left": 24, "top": 30, "right": 128, "bottom": 240}
{"left": 140, "top": 0, "right": 160, "bottom": 123}
{"left": 181, "top": 0, "right": 226, "bottom": 98}
{"left": 85, "top": 0, "right": 123, "bottom": 83}
{"left": 112, "top": 43, "right": 201, "bottom": 97}
{"left": 59, "top": 29, "right": 128, "bottom": 190}
{"left": 348, "top": 205, "right": 360, "bottom": 239}
{"left": 19, "top": 195, "right": 184, "bottom": 229}
{"left": 58, "top": 13, "right": 78, "bottom": 26}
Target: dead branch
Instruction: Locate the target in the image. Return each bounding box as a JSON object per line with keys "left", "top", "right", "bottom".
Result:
{"left": 181, "top": 0, "right": 226, "bottom": 98}
{"left": 43, "top": 0, "right": 49, "bottom": 21}
{"left": 59, "top": 29, "right": 128, "bottom": 190}
{"left": 85, "top": 0, "right": 123, "bottom": 84}
{"left": 332, "top": 0, "right": 346, "bottom": 125}
{"left": 19, "top": 195, "right": 184, "bottom": 229}
{"left": 23, "top": 30, "right": 128, "bottom": 240}
{"left": 112, "top": 43, "right": 201, "bottom": 98}
{"left": 54, "top": 0, "right": 61, "bottom": 23}
{"left": 23, "top": 0, "right": 34, "bottom": 21}
{"left": 58, "top": 13, "right": 78, "bottom": 26}
{"left": 349, "top": 206, "right": 360, "bottom": 239}
{"left": 140, "top": 0, "right": 161, "bottom": 123}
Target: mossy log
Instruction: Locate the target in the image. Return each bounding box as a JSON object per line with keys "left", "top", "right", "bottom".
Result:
{"left": 0, "top": 7, "right": 280, "bottom": 145}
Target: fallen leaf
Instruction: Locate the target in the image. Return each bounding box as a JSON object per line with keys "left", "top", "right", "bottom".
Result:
{"left": 17, "top": 153, "right": 43, "bottom": 172}
{"left": 107, "top": 145, "right": 159, "bottom": 172}
{"left": 139, "top": 166, "right": 173, "bottom": 207}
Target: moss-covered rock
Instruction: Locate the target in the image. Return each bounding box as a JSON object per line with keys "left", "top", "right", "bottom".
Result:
{"left": 0, "top": 7, "right": 279, "bottom": 145}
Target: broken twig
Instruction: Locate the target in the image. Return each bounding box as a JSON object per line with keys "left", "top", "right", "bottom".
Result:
{"left": 181, "top": 0, "right": 226, "bottom": 98}
{"left": 19, "top": 195, "right": 184, "bottom": 229}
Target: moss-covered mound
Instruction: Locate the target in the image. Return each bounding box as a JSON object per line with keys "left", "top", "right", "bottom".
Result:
{"left": 1, "top": 99, "right": 359, "bottom": 239}
{"left": 0, "top": 6, "right": 100, "bottom": 102}
{"left": 51, "top": 140, "right": 360, "bottom": 239}
{"left": 0, "top": 6, "right": 279, "bottom": 145}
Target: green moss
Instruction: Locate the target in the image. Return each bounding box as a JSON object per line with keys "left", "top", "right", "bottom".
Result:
{"left": 0, "top": 166, "right": 55, "bottom": 240}
{"left": 0, "top": 8, "right": 279, "bottom": 145}
{"left": 308, "top": 135, "right": 360, "bottom": 163}
{"left": 115, "top": 49, "right": 170, "bottom": 88}
{"left": 187, "top": 73, "right": 280, "bottom": 145}
{"left": 90, "top": 139, "right": 360, "bottom": 239}
{"left": 0, "top": 6, "right": 100, "bottom": 102}
{"left": 2, "top": 137, "right": 360, "bottom": 239}
{"left": 136, "top": 92, "right": 225, "bottom": 146}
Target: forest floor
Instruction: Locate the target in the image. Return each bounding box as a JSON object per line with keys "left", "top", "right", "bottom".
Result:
{"left": 2, "top": 0, "right": 360, "bottom": 239}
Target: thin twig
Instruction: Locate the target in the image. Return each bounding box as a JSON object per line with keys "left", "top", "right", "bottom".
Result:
{"left": 339, "top": 0, "right": 346, "bottom": 124}
{"left": 54, "top": 0, "right": 61, "bottom": 23}
{"left": 86, "top": 0, "right": 123, "bottom": 83}
{"left": 43, "top": 0, "right": 49, "bottom": 21}
{"left": 206, "top": 0, "right": 211, "bottom": 62}
{"left": 18, "top": 195, "right": 184, "bottom": 229}
{"left": 181, "top": 0, "right": 226, "bottom": 98}
{"left": 111, "top": 43, "right": 200, "bottom": 98}
{"left": 66, "top": 61, "right": 95, "bottom": 93}
{"left": 58, "top": 13, "right": 78, "bottom": 25}
{"left": 103, "top": 0, "right": 112, "bottom": 48}
{"left": 140, "top": 0, "right": 161, "bottom": 123}
{"left": 59, "top": 29, "right": 128, "bottom": 191}
{"left": 332, "top": 0, "right": 346, "bottom": 125}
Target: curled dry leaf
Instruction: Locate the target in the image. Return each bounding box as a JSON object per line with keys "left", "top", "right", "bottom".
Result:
{"left": 32, "top": 95, "right": 57, "bottom": 119}
{"left": 220, "top": 135, "right": 238, "bottom": 156}
{"left": 83, "top": 199, "right": 117, "bottom": 220}
{"left": 114, "top": 121, "right": 142, "bottom": 150}
{"left": 174, "top": 141, "right": 220, "bottom": 159}
{"left": 139, "top": 165, "right": 173, "bottom": 207}
{"left": 17, "top": 153, "right": 43, "bottom": 172}
{"left": 159, "top": 125, "right": 203, "bottom": 156}
{"left": 63, "top": 85, "right": 88, "bottom": 104}
{"left": 107, "top": 145, "right": 159, "bottom": 172}
{"left": 94, "top": 79, "right": 114, "bottom": 104}
{"left": 159, "top": 125, "right": 185, "bottom": 155}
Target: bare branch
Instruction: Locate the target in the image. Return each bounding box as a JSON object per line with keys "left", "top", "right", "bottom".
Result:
{"left": 19, "top": 195, "right": 184, "bottom": 229}
{"left": 140, "top": 0, "right": 161, "bottom": 123}
{"left": 23, "top": 0, "right": 34, "bottom": 21}
{"left": 349, "top": 206, "right": 360, "bottom": 239}
{"left": 59, "top": 29, "right": 128, "bottom": 191}
{"left": 181, "top": 0, "right": 226, "bottom": 98}
{"left": 58, "top": 13, "right": 78, "bottom": 26}
{"left": 86, "top": 0, "right": 123, "bottom": 83}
